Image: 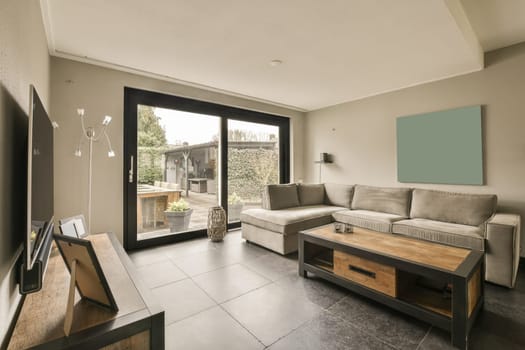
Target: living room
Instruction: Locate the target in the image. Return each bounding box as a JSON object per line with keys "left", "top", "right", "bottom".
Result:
{"left": 1, "top": 0, "right": 524, "bottom": 349}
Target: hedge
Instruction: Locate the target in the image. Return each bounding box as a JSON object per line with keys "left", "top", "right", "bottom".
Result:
{"left": 137, "top": 146, "right": 278, "bottom": 202}
{"left": 228, "top": 148, "right": 278, "bottom": 202}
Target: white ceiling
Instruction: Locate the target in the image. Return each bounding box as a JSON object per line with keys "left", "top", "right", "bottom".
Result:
{"left": 41, "top": 0, "right": 525, "bottom": 111}
{"left": 461, "top": 0, "right": 525, "bottom": 52}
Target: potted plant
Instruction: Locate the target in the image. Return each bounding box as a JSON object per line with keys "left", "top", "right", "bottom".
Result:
{"left": 228, "top": 193, "right": 244, "bottom": 222}
{"left": 165, "top": 198, "right": 193, "bottom": 232}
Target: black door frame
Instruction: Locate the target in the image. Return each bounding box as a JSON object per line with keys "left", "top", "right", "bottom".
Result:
{"left": 124, "top": 87, "right": 290, "bottom": 250}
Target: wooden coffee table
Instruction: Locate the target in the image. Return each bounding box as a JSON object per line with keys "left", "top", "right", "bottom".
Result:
{"left": 298, "top": 224, "right": 484, "bottom": 350}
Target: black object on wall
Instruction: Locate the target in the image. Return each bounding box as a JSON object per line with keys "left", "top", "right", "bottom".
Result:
{"left": 314, "top": 152, "right": 333, "bottom": 183}
{"left": 0, "top": 84, "right": 27, "bottom": 272}
{"left": 19, "top": 85, "right": 55, "bottom": 295}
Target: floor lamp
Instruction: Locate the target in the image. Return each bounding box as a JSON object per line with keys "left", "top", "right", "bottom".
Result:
{"left": 74, "top": 108, "right": 115, "bottom": 233}
{"left": 314, "top": 153, "right": 333, "bottom": 183}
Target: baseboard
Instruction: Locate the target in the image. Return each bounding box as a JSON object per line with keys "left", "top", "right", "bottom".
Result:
{"left": 0, "top": 247, "right": 24, "bottom": 350}
{"left": 0, "top": 293, "right": 25, "bottom": 350}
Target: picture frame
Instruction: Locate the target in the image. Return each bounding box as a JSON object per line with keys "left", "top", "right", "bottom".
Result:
{"left": 53, "top": 234, "right": 118, "bottom": 312}
{"left": 59, "top": 214, "right": 88, "bottom": 238}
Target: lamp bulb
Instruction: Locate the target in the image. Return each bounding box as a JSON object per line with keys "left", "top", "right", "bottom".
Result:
{"left": 77, "top": 108, "right": 85, "bottom": 117}
{"left": 108, "top": 150, "right": 115, "bottom": 158}
{"left": 102, "top": 115, "right": 112, "bottom": 126}
{"left": 74, "top": 149, "right": 82, "bottom": 157}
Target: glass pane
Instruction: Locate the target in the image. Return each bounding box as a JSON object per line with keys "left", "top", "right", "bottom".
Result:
{"left": 227, "top": 120, "right": 279, "bottom": 222}
{"left": 137, "top": 105, "right": 219, "bottom": 240}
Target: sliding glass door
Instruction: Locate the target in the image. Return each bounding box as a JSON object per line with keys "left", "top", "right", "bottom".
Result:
{"left": 227, "top": 120, "right": 280, "bottom": 223}
{"left": 136, "top": 105, "right": 220, "bottom": 240}
{"left": 124, "top": 88, "right": 289, "bottom": 250}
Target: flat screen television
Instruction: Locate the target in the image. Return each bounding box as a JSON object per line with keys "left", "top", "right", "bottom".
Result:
{"left": 20, "top": 85, "right": 54, "bottom": 293}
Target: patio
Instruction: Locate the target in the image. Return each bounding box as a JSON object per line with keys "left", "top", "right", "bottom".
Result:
{"left": 138, "top": 191, "right": 260, "bottom": 240}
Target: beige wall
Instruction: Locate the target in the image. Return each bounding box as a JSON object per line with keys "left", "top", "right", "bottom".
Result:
{"left": 304, "top": 43, "right": 525, "bottom": 257}
{"left": 0, "top": 0, "right": 50, "bottom": 344}
{"left": 51, "top": 57, "right": 304, "bottom": 244}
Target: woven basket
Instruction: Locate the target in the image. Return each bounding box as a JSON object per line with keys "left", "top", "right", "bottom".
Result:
{"left": 207, "top": 206, "right": 226, "bottom": 242}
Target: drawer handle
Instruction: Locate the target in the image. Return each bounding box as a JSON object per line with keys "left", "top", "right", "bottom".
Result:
{"left": 349, "top": 265, "right": 376, "bottom": 279}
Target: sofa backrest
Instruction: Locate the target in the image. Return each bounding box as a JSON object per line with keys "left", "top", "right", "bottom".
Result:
{"left": 410, "top": 189, "right": 497, "bottom": 226}
{"left": 262, "top": 184, "right": 300, "bottom": 210}
{"left": 351, "top": 185, "right": 412, "bottom": 217}
{"left": 324, "top": 183, "right": 354, "bottom": 208}
{"left": 298, "top": 183, "right": 326, "bottom": 206}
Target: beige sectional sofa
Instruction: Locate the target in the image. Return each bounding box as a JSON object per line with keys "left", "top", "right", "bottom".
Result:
{"left": 240, "top": 183, "right": 521, "bottom": 288}
{"left": 241, "top": 183, "right": 352, "bottom": 255}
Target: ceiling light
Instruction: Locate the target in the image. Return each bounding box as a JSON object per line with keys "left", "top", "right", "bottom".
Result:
{"left": 269, "top": 59, "right": 283, "bottom": 67}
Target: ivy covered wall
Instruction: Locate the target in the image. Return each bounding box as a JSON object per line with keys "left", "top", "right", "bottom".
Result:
{"left": 228, "top": 148, "right": 278, "bottom": 203}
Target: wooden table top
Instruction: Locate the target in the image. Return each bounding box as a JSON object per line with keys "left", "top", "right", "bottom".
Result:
{"left": 188, "top": 178, "right": 208, "bottom": 182}
{"left": 302, "top": 225, "right": 472, "bottom": 272}
{"left": 137, "top": 184, "right": 181, "bottom": 194}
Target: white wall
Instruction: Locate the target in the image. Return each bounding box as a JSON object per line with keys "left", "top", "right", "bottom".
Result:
{"left": 304, "top": 43, "right": 525, "bottom": 256}
{"left": 0, "top": 0, "right": 50, "bottom": 344}
{"left": 51, "top": 57, "right": 305, "bottom": 244}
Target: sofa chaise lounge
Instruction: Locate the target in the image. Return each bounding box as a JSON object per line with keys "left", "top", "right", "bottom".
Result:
{"left": 241, "top": 183, "right": 521, "bottom": 288}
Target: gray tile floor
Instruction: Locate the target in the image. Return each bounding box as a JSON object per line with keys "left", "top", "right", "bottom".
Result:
{"left": 129, "top": 230, "right": 525, "bottom": 349}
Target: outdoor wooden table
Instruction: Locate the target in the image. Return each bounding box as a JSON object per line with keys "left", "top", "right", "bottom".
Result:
{"left": 137, "top": 185, "right": 182, "bottom": 231}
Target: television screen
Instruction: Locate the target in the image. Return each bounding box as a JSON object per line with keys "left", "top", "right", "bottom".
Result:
{"left": 26, "top": 85, "right": 54, "bottom": 268}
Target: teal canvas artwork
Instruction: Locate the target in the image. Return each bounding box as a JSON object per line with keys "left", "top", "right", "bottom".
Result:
{"left": 397, "top": 105, "right": 483, "bottom": 185}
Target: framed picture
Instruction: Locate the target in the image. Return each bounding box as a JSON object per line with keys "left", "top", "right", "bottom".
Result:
{"left": 53, "top": 234, "right": 118, "bottom": 311}
{"left": 59, "top": 215, "right": 88, "bottom": 238}
{"left": 397, "top": 105, "right": 483, "bottom": 185}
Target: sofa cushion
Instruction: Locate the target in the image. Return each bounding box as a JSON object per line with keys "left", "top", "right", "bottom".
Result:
{"left": 333, "top": 209, "right": 405, "bottom": 233}
{"left": 324, "top": 183, "right": 354, "bottom": 208}
{"left": 392, "top": 219, "right": 484, "bottom": 251}
{"left": 262, "top": 184, "right": 300, "bottom": 210}
{"left": 351, "top": 185, "right": 412, "bottom": 217}
{"left": 410, "top": 189, "right": 497, "bottom": 226}
{"left": 241, "top": 205, "right": 345, "bottom": 235}
{"left": 298, "top": 183, "right": 325, "bottom": 206}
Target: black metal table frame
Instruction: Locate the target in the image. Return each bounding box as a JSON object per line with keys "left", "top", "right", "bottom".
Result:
{"left": 298, "top": 232, "right": 484, "bottom": 350}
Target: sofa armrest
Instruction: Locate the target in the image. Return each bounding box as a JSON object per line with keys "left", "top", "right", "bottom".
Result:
{"left": 485, "top": 213, "right": 521, "bottom": 288}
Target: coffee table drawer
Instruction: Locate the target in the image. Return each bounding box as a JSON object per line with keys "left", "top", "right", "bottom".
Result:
{"left": 334, "top": 250, "right": 397, "bottom": 297}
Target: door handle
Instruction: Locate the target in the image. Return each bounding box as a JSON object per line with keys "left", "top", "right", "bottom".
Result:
{"left": 129, "top": 155, "right": 134, "bottom": 183}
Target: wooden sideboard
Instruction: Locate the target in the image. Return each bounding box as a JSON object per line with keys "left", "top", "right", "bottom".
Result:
{"left": 7, "top": 233, "right": 164, "bottom": 350}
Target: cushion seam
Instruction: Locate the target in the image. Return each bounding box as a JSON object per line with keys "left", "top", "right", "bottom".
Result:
{"left": 393, "top": 223, "right": 483, "bottom": 240}
{"left": 335, "top": 214, "right": 402, "bottom": 224}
